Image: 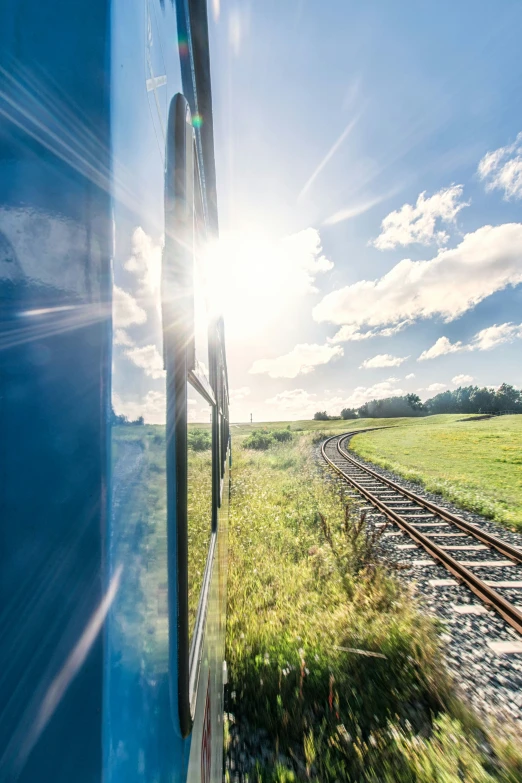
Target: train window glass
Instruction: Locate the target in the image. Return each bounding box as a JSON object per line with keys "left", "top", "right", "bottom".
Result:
{"left": 186, "top": 384, "right": 213, "bottom": 650}
{"left": 192, "top": 231, "right": 210, "bottom": 383}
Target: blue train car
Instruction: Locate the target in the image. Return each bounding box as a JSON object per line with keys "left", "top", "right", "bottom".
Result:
{"left": 0, "top": 2, "right": 229, "bottom": 781}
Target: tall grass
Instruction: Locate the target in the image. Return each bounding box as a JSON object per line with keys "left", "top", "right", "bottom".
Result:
{"left": 226, "top": 430, "right": 522, "bottom": 781}
{"left": 349, "top": 415, "right": 522, "bottom": 530}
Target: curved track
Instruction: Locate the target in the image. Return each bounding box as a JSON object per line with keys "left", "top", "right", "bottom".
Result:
{"left": 322, "top": 431, "right": 522, "bottom": 636}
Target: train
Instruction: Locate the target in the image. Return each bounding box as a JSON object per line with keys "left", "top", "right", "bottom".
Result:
{"left": 0, "top": 1, "right": 229, "bottom": 781}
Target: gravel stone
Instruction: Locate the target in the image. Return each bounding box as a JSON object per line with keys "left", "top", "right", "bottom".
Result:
{"left": 318, "top": 433, "right": 522, "bottom": 728}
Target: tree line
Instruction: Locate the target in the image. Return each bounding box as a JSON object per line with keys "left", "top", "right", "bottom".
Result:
{"left": 313, "top": 383, "right": 522, "bottom": 420}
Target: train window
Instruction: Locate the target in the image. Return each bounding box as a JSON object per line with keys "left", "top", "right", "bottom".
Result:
{"left": 162, "top": 91, "right": 217, "bottom": 736}
{"left": 186, "top": 385, "right": 212, "bottom": 649}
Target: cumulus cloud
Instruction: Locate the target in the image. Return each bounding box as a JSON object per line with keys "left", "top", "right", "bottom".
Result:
{"left": 343, "top": 380, "right": 406, "bottom": 409}
{"left": 405, "top": 373, "right": 415, "bottom": 379}
{"left": 478, "top": 132, "right": 522, "bottom": 200}
{"left": 473, "top": 322, "right": 522, "bottom": 350}
{"left": 360, "top": 353, "right": 409, "bottom": 369}
{"left": 264, "top": 379, "right": 405, "bottom": 419}
{"left": 419, "top": 322, "right": 522, "bottom": 361}
{"left": 230, "top": 386, "right": 251, "bottom": 401}
{"left": 372, "top": 185, "right": 468, "bottom": 250}
{"left": 250, "top": 343, "right": 343, "bottom": 379}
{"left": 452, "top": 374, "right": 474, "bottom": 385}
{"left": 124, "top": 227, "right": 162, "bottom": 296}
{"left": 418, "top": 336, "right": 465, "bottom": 361}
{"left": 113, "top": 285, "right": 147, "bottom": 329}
{"left": 265, "top": 388, "right": 351, "bottom": 420}
{"left": 420, "top": 382, "right": 447, "bottom": 393}
{"left": 114, "top": 328, "right": 134, "bottom": 347}
{"left": 313, "top": 224, "right": 522, "bottom": 330}
{"left": 113, "top": 390, "right": 166, "bottom": 424}
{"left": 125, "top": 344, "right": 165, "bottom": 379}
{"left": 328, "top": 320, "right": 410, "bottom": 344}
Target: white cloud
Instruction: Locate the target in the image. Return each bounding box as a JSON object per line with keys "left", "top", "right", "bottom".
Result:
{"left": 230, "top": 386, "right": 251, "bottom": 402}
{"left": 250, "top": 343, "right": 343, "bottom": 379}
{"left": 329, "top": 320, "right": 411, "bottom": 344}
{"left": 423, "top": 382, "right": 447, "bottom": 392}
{"left": 418, "top": 336, "right": 465, "bottom": 361}
{"left": 344, "top": 380, "right": 405, "bottom": 409}
{"left": 113, "top": 285, "right": 147, "bottom": 328}
{"left": 478, "top": 132, "right": 522, "bottom": 200}
{"left": 125, "top": 344, "right": 165, "bottom": 379}
{"left": 452, "top": 374, "right": 474, "bottom": 385}
{"left": 313, "top": 224, "right": 522, "bottom": 330}
{"left": 114, "top": 329, "right": 134, "bottom": 347}
{"left": 265, "top": 388, "right": 348, "bottom": 420}
{"left": 264, "top": 379, "right": 405, "bottom": 419}
{"left": 360, "top": 353, "right": 409, "bottom": 369}
{"left": 113, "top": 390, "right": 165, "bottom": 424}
{"left": 372, "top": 185, "right": 468, "bottom": 250}
{"left": 419, "top": 322, "right": 522, "bottom": 361}
{"left": 265, "top": 389, "right": 321, "bottom": 417}
{"left": 405, "top": 373, "right": 415, "bottom": 379}
{"left": 472, "top": 322, "right": 522, "bottom": 350}
{"left": 124, "top": 227, "right": 163, "bottom": 296}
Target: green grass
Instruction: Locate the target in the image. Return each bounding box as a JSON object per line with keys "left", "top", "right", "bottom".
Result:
{"left": 226, "top": 425, "right": 522, "bottom": 781}
{"left": 346, "top": 414, "right": 522, "bottom": 530}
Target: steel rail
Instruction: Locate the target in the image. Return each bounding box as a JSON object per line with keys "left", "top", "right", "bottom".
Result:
{"left": 337, "top": 434, "right": 522, "bottom": 565}
{"left": 321, "top": 432, "right": 522, "bottom": 636}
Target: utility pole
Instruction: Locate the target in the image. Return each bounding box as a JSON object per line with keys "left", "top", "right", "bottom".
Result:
{"left": 250, "top": 413, "right": 253, "bottom": 424}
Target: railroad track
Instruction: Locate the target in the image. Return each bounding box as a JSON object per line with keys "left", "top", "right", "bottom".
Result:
{"left": 322, "top": 431, "right": 522, "bottom": 639}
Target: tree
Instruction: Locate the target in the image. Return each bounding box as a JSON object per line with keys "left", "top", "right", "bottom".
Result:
{"left": 341, "top": 407, "right": 357, "bottom": 420}
{"left": 314, "top": 411, "right": 330, "bottom": 421}
{"left": 495, "top": 383, "right": 522, "bottom": 412}
{"left": 357, "top": 395, "right": 425, "bottom": 418}
{"left": 406, "top": 393, "right": 424, "bottom": 412}
{"left": 469, "top": 387, "right": 496, "bottom": 413}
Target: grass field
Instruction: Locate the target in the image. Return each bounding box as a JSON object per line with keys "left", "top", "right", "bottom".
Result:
{"left": 226, "top": 424, "right": 522, "bottom": 781}
{"left": 345, "top": 414, "right": 522, "bottom": 531}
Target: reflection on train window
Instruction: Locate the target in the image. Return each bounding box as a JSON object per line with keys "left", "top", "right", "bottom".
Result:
{"left": 192, "top": 239, "right": 210, "bottom": 381}
{"left": 187, "top": 384, "right": 213, "bottom": 649}
{"left": 108, "top": 419, "right": 170, "bottom": 777}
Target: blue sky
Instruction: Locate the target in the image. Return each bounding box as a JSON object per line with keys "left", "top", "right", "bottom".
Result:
{"left": 110, "top": 1, "right": 522, "bottom": 424}
{"left": 205, "top": 0, "right": 522, "bottom": 421}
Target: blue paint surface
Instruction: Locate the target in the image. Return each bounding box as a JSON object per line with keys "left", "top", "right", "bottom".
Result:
{"left": 0, "top": 1, "right": 111, "bottom": 780}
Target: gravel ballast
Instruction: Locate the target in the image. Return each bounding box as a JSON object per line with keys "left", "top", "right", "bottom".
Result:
{"left": 320, "top": 434, "right": 522, "bottom": 728}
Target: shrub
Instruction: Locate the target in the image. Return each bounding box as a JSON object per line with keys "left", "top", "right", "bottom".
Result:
{"left": 188, "top": 428, "right": 212, "bottom": 451}
{"left": 310, "top": 431, "right": 329, "bottom": 444}
{"left": 272, "top": 429, "right": 293, "bottom": 443}
{"left": 243, "top": 430, "right": 274, "bottom": 450}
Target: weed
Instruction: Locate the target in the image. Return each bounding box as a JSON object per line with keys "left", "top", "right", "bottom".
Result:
{"left": 226, "top": 426, "right": 522, "bottom": 781}
{"left": 188, "top": 428, "right": 212, "bottom": 451}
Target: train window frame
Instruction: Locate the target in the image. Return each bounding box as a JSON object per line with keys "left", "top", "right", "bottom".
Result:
{"left": 162, "top": 92, "right": 219, "bottom": 738}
